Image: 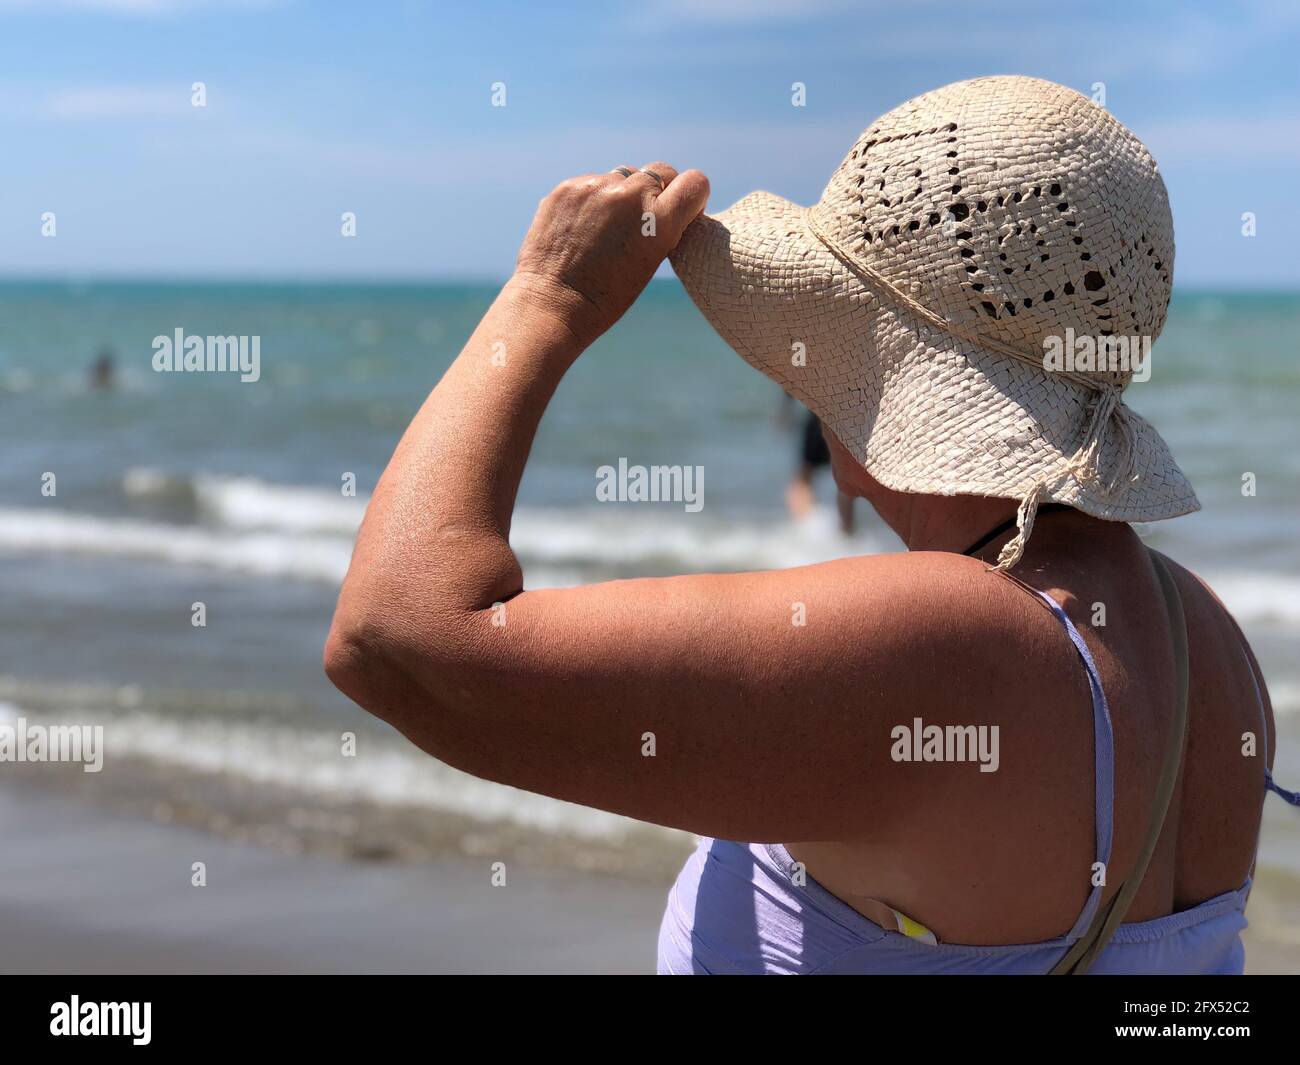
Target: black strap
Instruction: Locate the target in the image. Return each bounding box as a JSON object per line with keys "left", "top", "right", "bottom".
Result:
{"left": 961, "top": 503, "right": 1070, "bottom": 558}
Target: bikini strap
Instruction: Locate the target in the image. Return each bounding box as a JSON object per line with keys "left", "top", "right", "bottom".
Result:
{"left": 989, "top": 565, "right": 1115, "bottom": 942}
{"left": 1266, "top": 771, "right": 1300, "bottom": 807}
{"left": 1049, "top": 548, "right": 1190, "bottom": 975}
{"left": 1239, "top": 636, "right": 1299, "bottom": 808}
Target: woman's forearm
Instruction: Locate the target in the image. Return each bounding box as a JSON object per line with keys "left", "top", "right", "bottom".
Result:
{"left": 322, "top": 278, "right": 588, "bottom": 726}
{"left": 325, "top": 163, "right": 709, "bottom": 726}
{"left": 334, "top": 278, "right": 584, "bottom": 628}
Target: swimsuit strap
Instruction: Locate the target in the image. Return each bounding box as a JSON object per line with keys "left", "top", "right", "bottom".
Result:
{"left": 980, "top": 564, "right": 1114, "bottom": 942}
{"left": 968, "top": 535, "right": 1116, "bottom": 941}
{"left": 1266, "top": 771, "right": 1300, "bottom": 807}
{"left": 1238, "top": 635, "right": 1300, "bottom": 808}
{"left": 1048, "top": 548, "right": 1190, "bottom": 974}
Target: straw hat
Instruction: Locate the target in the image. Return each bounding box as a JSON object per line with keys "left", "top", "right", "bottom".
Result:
{"left": 670, "top": 75, "right": 1197, "bottom": 568}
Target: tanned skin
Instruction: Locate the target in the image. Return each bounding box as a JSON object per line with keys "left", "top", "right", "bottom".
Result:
{"left": 325, "top": 163, "right": 1273, "bottom": 945}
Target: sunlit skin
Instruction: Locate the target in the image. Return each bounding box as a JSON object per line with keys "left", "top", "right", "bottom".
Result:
{"left": 325, "top": 163, "right": 1274, "bottom": 945}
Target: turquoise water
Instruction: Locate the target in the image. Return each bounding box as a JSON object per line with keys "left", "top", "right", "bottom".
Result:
{"left": 1, "top": 279, "right": 1297, "bottom": 871}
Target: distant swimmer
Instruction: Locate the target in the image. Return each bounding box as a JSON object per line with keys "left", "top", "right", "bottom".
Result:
{"left": 89, "top": 346, "right": 116, "bottom": 391}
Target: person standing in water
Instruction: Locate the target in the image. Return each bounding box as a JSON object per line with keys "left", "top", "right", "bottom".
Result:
{"left": 781, "top": 393, "right": 857, "bottom": 534}
{"left": 88, "top": 346, "right": 116, "bottom": 391}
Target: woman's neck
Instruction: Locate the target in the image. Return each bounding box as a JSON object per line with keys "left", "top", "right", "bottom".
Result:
{"left": 895, "top": 493, "right": 1023, "bottom": 555}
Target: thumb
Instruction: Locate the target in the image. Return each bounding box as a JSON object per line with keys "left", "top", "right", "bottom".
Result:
{"left": 655, "top": 169, "right": 710, "bottom": 244}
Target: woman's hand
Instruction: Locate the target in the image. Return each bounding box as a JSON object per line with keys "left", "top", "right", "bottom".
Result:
{"left": 511, "top": 162, "right": 709, "bottom": 345}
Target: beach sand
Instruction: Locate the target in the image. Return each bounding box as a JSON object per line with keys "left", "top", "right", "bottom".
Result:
{"left": 4, "top": 783, "right": 1297, "bottom": 975}
{"left": 0, "top": 785, "right": 667, "bottom": 975}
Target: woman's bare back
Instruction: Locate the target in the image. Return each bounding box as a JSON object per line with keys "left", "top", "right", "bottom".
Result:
{"left": 789, "top": 514, "right": 1272, "bottom": 945}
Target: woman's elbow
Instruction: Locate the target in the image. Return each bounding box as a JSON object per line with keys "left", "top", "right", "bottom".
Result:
{"left": 322, "top": 619, "right": 390, "bottom": 713}
{"left": 322, "top": 607, "right": 486, "bottom": 736}
{"left": 322, "top": 616, "right": 512, "bottom": 785}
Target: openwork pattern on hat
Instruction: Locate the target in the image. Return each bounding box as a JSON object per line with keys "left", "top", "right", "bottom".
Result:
{"left": 824, "top": 78, "right": 1175, "bottom": 381}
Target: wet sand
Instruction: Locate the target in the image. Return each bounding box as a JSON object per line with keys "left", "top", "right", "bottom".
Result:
{"left": 0, "top": 786, "right": 666, "bottom": 975}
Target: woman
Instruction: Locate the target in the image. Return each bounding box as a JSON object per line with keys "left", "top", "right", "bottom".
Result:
{"left": 325, "top": 76, "right": 1294, "bottom": 974}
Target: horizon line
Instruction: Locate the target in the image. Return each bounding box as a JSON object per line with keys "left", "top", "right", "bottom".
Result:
{"left": 0, "top": 273, "right": 1295, "bottom": 296}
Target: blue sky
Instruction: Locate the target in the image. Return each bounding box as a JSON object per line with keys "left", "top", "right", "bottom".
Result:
{"left": 1, "top": 0, "right": 1297, "bottom": 286}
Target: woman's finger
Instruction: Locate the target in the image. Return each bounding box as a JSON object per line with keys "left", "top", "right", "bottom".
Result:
{"left": 653, "top": 168, "right": 710, "bottom": 241}
{"left": 628, "top": 161, "right": 679, "bottom": 201}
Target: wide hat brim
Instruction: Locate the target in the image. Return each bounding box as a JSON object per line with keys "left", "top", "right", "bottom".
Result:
{"left": 669, "top": 190, "right": 1199, "bottom": 523}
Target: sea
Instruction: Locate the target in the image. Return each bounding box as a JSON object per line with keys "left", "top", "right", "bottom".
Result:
{"left": 1, "top": 279, "right": 1298, "bottom": 890}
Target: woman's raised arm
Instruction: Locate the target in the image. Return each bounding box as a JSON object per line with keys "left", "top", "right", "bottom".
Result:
{"left": 323, "top": 164, "right": 1010, "bottom": 841}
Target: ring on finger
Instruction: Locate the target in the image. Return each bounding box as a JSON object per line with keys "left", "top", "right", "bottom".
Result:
{"left": 611, "top": 166, "right": 635, "bottom": 178}
{"left": 638, "top": 168, "right": 665, "bottom": 190}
